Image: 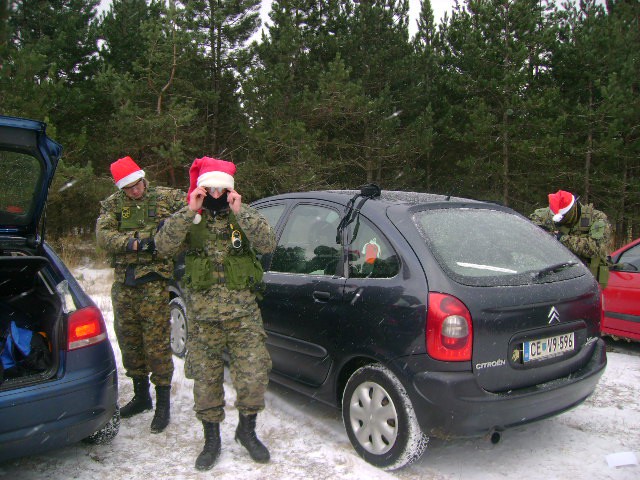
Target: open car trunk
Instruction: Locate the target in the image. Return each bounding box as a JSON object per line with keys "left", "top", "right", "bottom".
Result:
{"left": 1, "top": 254, "right": 62, "bottom": 389}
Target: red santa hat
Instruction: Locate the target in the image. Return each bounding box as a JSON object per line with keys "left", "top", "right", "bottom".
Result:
{"left": 548, "top": 190, "right": 576, "bottom": 223}
{"left": 110, "top": 156, "right": 145, "bottom": 189}
{"left": 188, "top": 157, "right": 236, "bottom": 223}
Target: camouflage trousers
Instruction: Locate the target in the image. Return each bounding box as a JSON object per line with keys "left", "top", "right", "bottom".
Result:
{"left": 184, "top": 285, "right": 272, "bottom": 423}
{"left": 112, "top": 280, "right": 174, "bottom": 386}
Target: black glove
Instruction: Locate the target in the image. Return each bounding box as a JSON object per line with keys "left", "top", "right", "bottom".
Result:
{"left": 138, "top": 237, "right": 156, "bottom": 253}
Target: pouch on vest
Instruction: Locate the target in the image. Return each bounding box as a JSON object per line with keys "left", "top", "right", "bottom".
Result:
{"left": 223, "top": 250, "right": 264, "bottom": 292}
{"left": 184, "top": 254, "right": 216, "bottom": 290}
{"left": 590, "top": 256, "right": 610, "bottom": 289}
{"left": 224, "top": 212, "right": 264, "bottom": 293}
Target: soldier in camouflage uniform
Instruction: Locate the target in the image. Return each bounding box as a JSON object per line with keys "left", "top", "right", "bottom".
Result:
{"left": 154, "top": 157, "right": 275, "bottom": 471}
{"left": 96, "top": 156, "right": 186, "bottom": 434}
{"left": 530, "top": 190, "right": 612, "bottom": 286}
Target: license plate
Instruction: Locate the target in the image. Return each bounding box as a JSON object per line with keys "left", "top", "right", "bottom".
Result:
{"left": 523, "top": 332, "right": 575, "bottom": 362}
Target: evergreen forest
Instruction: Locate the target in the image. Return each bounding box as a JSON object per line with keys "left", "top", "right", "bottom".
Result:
{"left": 1, "top": 0, "right": 638, "bottom": 247}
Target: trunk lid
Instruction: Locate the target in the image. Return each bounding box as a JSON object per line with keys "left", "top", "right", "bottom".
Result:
{"left": 0, "top": 115, "right": 62, "bottom": 243}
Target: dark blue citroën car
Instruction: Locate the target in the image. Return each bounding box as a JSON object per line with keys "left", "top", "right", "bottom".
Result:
{"left": 0, "top": 115, "right": 119, "bottom": 462}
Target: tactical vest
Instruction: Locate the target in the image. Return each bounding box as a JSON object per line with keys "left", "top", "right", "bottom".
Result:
{"left": 115, "top": 189, "right": 159, "bottom": 266}
{"left": 184, "top": 210, "right": 264, "bottom": 292}
{"left": 557, "top": 205, "right": 609, "bottom": 286}
{"left": 557, "top": 208, "right": 593, "bottom": 237}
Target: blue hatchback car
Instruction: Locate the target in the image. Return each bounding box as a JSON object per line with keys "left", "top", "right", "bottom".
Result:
{"left": 0, "top": 115, "right": 119, "bottom": 462}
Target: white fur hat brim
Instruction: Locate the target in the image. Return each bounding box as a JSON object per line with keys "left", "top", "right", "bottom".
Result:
{"left": 197, "top": 171, "right": 234, "bottom": 191}
{"left": 552, "top": 196, "right": 575, "bottom": 223}
{"left": 116, "top": 170, "right": 145, "bottom": 189}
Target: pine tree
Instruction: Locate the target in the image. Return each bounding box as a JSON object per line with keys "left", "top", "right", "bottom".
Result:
{"left": 1, "top": 0, "right": 101, "bottom": 150}
{"left": 180, "top": 0, "right": 261, "bottom": 157}
{"left": 95, "top": 0, "right": 201, "bottom": 186}
{"left": 439, "top": 0, "right": 558, "bottom": 207}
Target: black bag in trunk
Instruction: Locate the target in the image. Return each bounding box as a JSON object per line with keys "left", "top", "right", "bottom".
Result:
{"left": 1, "top": 302, "right": 52, "bottom": 382}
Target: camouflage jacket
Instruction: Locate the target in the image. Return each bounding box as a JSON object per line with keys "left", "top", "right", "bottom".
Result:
{"left": 529, "top": 203, "right": 612, "bottom": 267}
{"left": 96, "top": 185, "right": 186, "bottom": 280}
{"left": 154, "top": 204, "right": 276, "bottom": 278}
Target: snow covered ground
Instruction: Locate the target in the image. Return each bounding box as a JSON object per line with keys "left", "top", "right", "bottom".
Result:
{"left": 1, "top": 266, "right": 639, "bottom": 480}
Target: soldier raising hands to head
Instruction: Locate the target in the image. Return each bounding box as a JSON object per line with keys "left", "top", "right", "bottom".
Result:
{"left": 154, "top": 157, "right": 276, "bottom": 471}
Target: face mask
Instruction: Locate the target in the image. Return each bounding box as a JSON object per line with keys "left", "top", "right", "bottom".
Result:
{"left": 202, "top": 191, "right": 229, "bottom": 213}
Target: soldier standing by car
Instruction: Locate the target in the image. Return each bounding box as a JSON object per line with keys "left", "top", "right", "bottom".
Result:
{"left": 530, "top": 189, "right": 612, "bottom": 286}
{"left": 96, "top": 156, "right": 186, "bottom": 434}
{"left": 154, "top": 156, "right": 275, "bottom": 471}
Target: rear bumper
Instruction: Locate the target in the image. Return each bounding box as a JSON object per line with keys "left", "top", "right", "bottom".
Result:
{"left": 396, "top": 338, "right": 607, "bottom": 439}
{"left": 0, "top": 362, "right": 118, "bottom": 462}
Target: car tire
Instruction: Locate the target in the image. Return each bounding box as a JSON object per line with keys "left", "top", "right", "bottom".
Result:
{"left": 83, "top": 406, "right": 120, "bottom": 445}
{"left": 170, "top": 296, "right": 188, "bottom": 358}
{"left": 342, "top": 364, "right": 428, "bottom": 470}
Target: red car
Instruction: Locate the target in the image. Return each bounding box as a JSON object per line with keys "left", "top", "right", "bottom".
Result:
{"left": 601, "top": 238, "right": 640, "bottom": 341}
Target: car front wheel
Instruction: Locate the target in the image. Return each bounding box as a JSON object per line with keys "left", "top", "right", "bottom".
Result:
{"left": 170, "top": 296, "right": 188, "bottom": 358}
{"left": 342, "top": 364, "right": 428, "bottom": 470}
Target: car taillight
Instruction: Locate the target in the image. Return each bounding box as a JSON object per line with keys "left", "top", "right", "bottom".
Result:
{"left": 67, "top": 306, "right": 107, "bottom": 350}
{"left": 426, "top": 292, "right": 473, "bottom": 361}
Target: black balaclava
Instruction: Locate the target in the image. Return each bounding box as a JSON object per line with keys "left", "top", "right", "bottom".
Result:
{"left": 202, "top": 191, "right": 229, "bottom": 214}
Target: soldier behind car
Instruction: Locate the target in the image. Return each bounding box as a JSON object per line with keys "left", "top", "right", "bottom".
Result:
{"left": 154, "top": 156, "right": 275, "bottom": 471}
{"left": 96, "top": 156, "right": 186, "bottom": 434}
{"left": 530, "top": 189, "right": 612, "bottom": 287}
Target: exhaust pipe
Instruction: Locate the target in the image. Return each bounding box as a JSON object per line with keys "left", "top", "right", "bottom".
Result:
{"left": 490, "top": 431, "right": 502, "bottom": 444}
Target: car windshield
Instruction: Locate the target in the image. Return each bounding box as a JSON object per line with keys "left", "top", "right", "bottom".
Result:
{"left": 414, "top": 207, "right": 583, "bottom": 287}
{"left": 0, "top": 150, "right": 42, "bottom": 227}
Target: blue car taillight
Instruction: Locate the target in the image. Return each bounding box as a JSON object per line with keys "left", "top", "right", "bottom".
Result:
{"left": 67, "top": 306, "right": 107, "bottom": 350}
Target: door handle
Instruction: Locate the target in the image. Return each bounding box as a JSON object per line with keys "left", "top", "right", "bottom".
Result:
{"left": 313, "top": 291, "right": 330, "bottom": 302}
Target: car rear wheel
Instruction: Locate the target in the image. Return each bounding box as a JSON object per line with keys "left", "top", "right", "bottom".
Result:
{"left": 83, "top": 407, "right": 120, "bottom": 445}
{"left": 170, "top": 297, "right": 188, "bottom": 358}
{"left": 342, "top": 364, "right": 428, "bottom": 470}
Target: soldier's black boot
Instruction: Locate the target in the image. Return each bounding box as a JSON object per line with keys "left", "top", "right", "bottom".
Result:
{"left": 150, "top": 385, "right": 171, "bottom": 433}
{"left": 120, "top": 376, "right": 152, "bottom": 418}
{"left": 195, "top": 421, "right": 221, "bottom": 471}
{"left": 235, "top": 413, "right": 270, "bottom": 463}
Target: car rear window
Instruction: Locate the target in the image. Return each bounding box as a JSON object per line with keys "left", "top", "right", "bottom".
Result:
{"left": 0, "top": 151, "right": 42, "bottom": 226}
{"left": 414, "top": 207, "right": 584, "bottom": 287}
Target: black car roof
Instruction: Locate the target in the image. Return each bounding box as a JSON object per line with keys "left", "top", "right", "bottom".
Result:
{"left": 256, "top": 189, "right": 485, "bottom": 208}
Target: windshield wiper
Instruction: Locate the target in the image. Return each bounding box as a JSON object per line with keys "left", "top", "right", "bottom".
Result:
{"left": 531, "top": 261, "right": 579, "bottom": 279}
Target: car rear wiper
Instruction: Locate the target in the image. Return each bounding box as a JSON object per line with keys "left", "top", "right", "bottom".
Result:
{"left": 531, "top": 261, "right": 579, "bottom": 279}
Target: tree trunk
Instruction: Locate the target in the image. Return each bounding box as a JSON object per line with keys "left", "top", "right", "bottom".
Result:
{"left": 584, "top": 84, "right": 593, "bottom": 203}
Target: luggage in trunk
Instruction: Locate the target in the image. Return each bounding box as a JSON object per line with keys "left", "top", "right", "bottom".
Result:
{"left": 1, "top": 256, "right": 61, "bottom": 387}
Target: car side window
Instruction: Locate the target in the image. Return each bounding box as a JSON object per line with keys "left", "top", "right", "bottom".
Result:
{"left": 618, "top": 243, "right": 640, "bottom": 270}
{"left": 270, "top": 204, "right": 341, "bottom": 275}
{"left": 347, "top": 218, "right": 399, "bottom": 278}
{"left": 257, "top": 203, "right": 286, "bottom": 230}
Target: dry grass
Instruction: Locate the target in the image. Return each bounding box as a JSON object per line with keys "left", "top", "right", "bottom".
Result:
{"left": 49, "top": 234, "right": 110, "bottom": 269}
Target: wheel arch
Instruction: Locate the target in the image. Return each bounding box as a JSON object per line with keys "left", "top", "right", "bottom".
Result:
{"left": 335, "top": 356, "right": 378, "bottom": 406}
